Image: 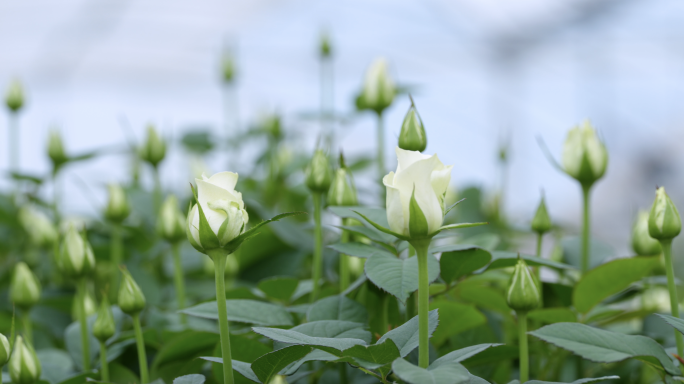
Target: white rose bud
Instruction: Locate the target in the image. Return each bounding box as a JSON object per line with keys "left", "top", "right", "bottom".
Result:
{"left": 187, "top": 172, "right": 249, "bottom": 253}
{"left": 358, "top": 58, "right": 395, "bottom": 114}
{"left": 18, "top": 206, "right": 58, "bottom": 249}
{"left": 561, "top": 120, "right": 608, "bottom": 187}
{"left": 383, "top": 147, "right": 453, "bottom": 238}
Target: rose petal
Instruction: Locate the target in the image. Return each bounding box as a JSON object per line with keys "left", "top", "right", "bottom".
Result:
{"left": 207, "top": 171, "right": 239, "bottom": 191}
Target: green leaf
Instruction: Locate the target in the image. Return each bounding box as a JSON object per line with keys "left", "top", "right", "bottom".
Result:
{"left": 307, "top": 295, "right": 368, "bottom": 323}
{"left": 152, "top": 331, "right": 218, "bottom": 370}
{"left": 251, "top": 345, "right": 312, "bottom": 384}
{"left": 444, "top": 198, "right": 466, "bottom": 216}
{"left": 181, "top": 300, "right": 293, "bottom": 326}
{"left": 435, "top": 222, "right": 488, "bottom": 234}
{"left": 251, "top": 327, "right": 367, "bottom": 355}
{"left": 352, "top": 210, "right": 410, "bottom": 241}
{"left": 226, "top": 212, "right": 306, "bottom": 252}
{"left": 340, "top": 338, "right": 400, "bottom": 366}
{"left": 328, "top": 206, "right": 389, "bottom": 227}
{"left": 285, "top": 320, "right": 371, "bottom": 344}
{"left": 573, "top": 256, "right": 661, "bottom": 313}
{"left": 487, "top": 252, "right": 574, "bottom": 271}
{"left": 365, "top": 252, "right": 440, "bottom": 304}
{"left": 391, "top": 358, "right": 471, "bottom": 384}
{"left": 524, "top": 376, "right": 620, "bottom": 384}
{"left": 460, "top": 345, "right": 518, "bottom": 367}
{"left": 55, "top": 373, "right": 98, "bottom": 384}
{"left": 455, "top": 284, "right": 509, "bottom": 313}
{"left": 530, "top": 322, "right": 678, "bottom": 375}
{"left": 200, "top": 358, "right": 260, "bottom": 383}
{"left": 257, "top": 276, "right": 299, "bottom": 302}
{"left": 656, "top": 314, "right": 684, "bottom": 336}
{"left": 428, "top": 301, "right": 486, "bottom": 345}
{"left": 527, "top": 308, "right": 577, "bottom": 324}
{"left": 377, "top": 309, "right": 439, "bottom": 357}
{"left": 37, "top": 349, "right": 74, "bottom": 384}
{"left": 431, "top": 344, "right": 502, "bottom": 365}
{"left": 172, "top": 374, "right": 206, "bottom": 384}
{"left": 328, "top": 242, "right": 395, "bottom": 259}
{"left": 439, "top": 247, "right": 492, "bottom": 284}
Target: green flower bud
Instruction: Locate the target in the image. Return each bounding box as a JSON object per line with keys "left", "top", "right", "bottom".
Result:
{"left": 9, "top": 263, "right": 41, "bottom": 310}
{"left": 47, "top": 129, "right": 68, "bottom": 169}
{"left": 158, "top": 195, "right": 186, "bottom": 243}
{"left": 18, "top": 207, "right": 58, "bottom": 249}
{"left": 327, "top": 154, "right": 358, "bottom": 207}
{"left": 398, "top": 98, "right": 427, "bottom": 152}
{"left": 649, "top": 187, "right": 681, "bottom": 240}
{"left": 561, "top": 120, "right": 608, "bottom": 187}
{"left": 506, "top": 257, "right": 541, "bottom": 313}
{"left": 357, "top": 58, "right": 395, "bottom": 114}
{"left": 5, "top": 80, "right": 24, "bottom": 113}
{"left": 262, "top": 114, "right": 282, "bottom": 140}
{"left": 9, "top": 336, "right": 41, "bottom": 384}
{"left": 71, "top": 289, "right": 97, "bottom": 321}
{"left": 531, "top": 196, "right": 552, "bottom": 234}
{"left": 104, "top": 184, "right": 130, "bottom": 223}
{"left": 139, "top": 125, "right": 166, "bottom": 168}
{"left": 319, "top": 32, "right": 332, "bottom": 58}
{"left": 222, "top": 54, "right": 236, "bottom": 83}
{"left": 93, "top": 296, "right": 115, "bottom": 342}
{"left": 632, "top": 210, "right": 661, "bottom": 256}
{"left": 0, "top": 334, "right": 10, "bottom": 366}
{"left": 305, "top": 150, "right": 333, "bottom": 193}
{"left": 118, "top": 268, "right": 146, "bottom": 315}
{"left": 58, "top": 225, "right": 96, "bottom": 278}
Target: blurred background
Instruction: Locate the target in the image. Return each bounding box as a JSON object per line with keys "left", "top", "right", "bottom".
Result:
{"left": 2, "top": 0, "right": 684, "bottom": 256}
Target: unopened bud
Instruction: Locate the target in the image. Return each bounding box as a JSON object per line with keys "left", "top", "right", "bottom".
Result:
{"left": 531, "top": 196, "right": 552, "bottom": 234}
{"left": 58, "top": 225, "right": 96, "bottom": 278}
{"left": 47, "top": 129, "right": 68, "bottom": 169}
{"left": 9, "top": 336, "right": 41, "bottom": 384}
{"left": 5, "top": 80, "right": 24, "bottom": 113}
{"left": 357, "top": 58, "right": 395, "bottom": 114}
{"left": 561, "top": 120, "right": 608, "bottom": 187}
{"left": 10, "top": 262, "right": 41, "bottom": 310}
{"left": 222, "top": 54, "right": 236, "bottom": 83}
{"left": 649, "top": 187, "right": 681, "bottom": 240}
{"left": 139, "top": 125, "right": 166, "bottom": 168}
{"left": 18, "top": 207, "right": 58, "bottom": 249}
{"left": 398, "top": 98, "right": 427, "bottom": 152}
{"left": 327, "top": 154, "right": 358, "bottom": 207}
{"left": 632, "top": 210, "right": 661, "bottom": 256}
{"left": 105, "top": 184, "right": 130, "bottom": 223}
{"left": 158, "top": 195, "right": 186, "bottom": 243}
{"left": 506, "top": 257, "right": 541, "bottom": 312}
{"left": 305, "top": 150, "right": 333, "bottom": 193}
{"left": 93, "top": 296, "right": 116, "bottom": 342}
{"left": 71, "top": 289, "right": 97, "bottom": 320}
{"left": 319, "top": 32, "right": 332, "bottom": 58}
{"left": 0, "top": 334, "right": 9, "bottom": 366}
{"left": 118, "top": 268, "right": 146, "bottom": 315}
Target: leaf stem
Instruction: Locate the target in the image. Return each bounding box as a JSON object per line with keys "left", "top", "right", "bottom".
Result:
{"left": 171, "top": 242, "right": 187, "bottom": 324}
{"left": 413, "top": 239, "right": 431, "bottom": 368}
{"left": 312, "top": 193, "right": 323, "bottom": 302}
{"left": 110, "top": 224, "right": 122, "bottom": 302}
{"left": 78, "top": 278, "right": 91, "bottom": 372}
{"left": 210, "top": 250, "right": 235, "bottom": 384}
{"left": 99, "top": 341, "right": 109, "bottom": 382}
{"left": 517, "top": 311, "right": 529, "bottom": 382}
{"left": 661, "top": 239, "right": 684, "bottom": 372}
{"left": 339, "top": 219, "right": 350, "bottom": 292}
{"left": 132, "top": 312, "right": 149, "bottom": 383}
{"left": 581, "top": 184, "right": 591, "bottom": 274}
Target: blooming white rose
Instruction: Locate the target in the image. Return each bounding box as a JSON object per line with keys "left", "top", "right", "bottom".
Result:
{"left": 188, "top": 172, "right": 249, "bottom": 250}
{"left": 562, "top": 120, "right": 607, "bottom": 185}
{"left": 360, "top": 58, "right": 395, "bottom": 112}
{"left": 383, "top": 147, "right": 453, "bottom": 238}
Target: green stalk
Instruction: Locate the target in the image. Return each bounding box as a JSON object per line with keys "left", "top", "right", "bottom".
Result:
{"left": 153, "top": 166, "right": 162, "bottom": 215}
{"left": 132, "top": 313, "right": 149, "bottom": 383}
{"left": 171, "top": 242, "right": 187, "bottom": 324}
{"left": 110, "top": 224, "right": 122, "bottom": 302}
{"left": 517, "top": 311, "right": 529, "bottom": 382}
{"left": 52, "top": 172, "right": 61, "bottom": 223}
{"left": 9, "top": 113, "right": 18, "bottom": 174}
{"left": 22, "top": 310, "right": 32, "bottom": 344}
{"left": 209, "top": 250, "right": 235, "bottom": 384}
{"left": 77, "top": 278, "right": 91, "bottom": 372}
{"left": 581, "top": 184, "right": 591, "bottom": 274}
{"left": 99, "top": 341, "right": 109, "bottom": 382}
{"left": 311, "top": 193, "right": 323, "bottom": 302}
{"left": 661, "top": 240, "right": 684, "bottom": 366}
{"left": 376, "top": 111, "right": 385, "bottom": 193}
{"left": 413, "top": 240, "right": 431, "bottom": 368}
{"left": 536, "top": 233, "right": 543, "bottom": 258}
{"left": 339, "top": 219, "right": 351, "bottom": 292}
